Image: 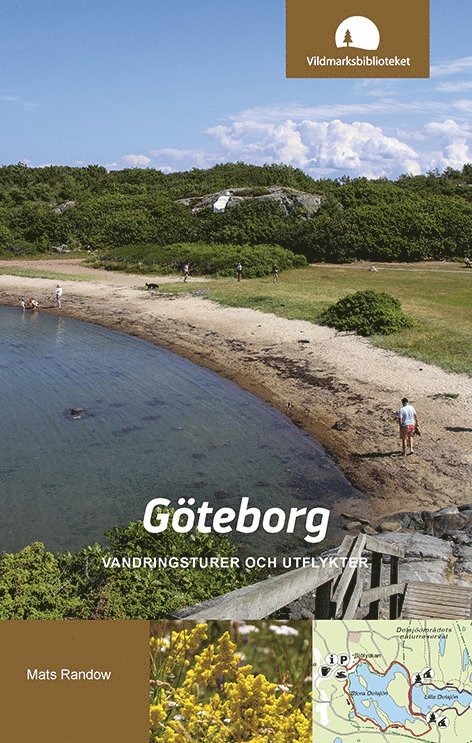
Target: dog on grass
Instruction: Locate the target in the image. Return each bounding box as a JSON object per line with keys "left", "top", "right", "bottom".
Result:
{"left": 145, "top": 283, "right": 160, "bottom": 290}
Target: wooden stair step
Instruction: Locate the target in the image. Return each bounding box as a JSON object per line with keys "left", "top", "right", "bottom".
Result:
{"left": 401, "top": 581, "right": 472, "bottom": 619}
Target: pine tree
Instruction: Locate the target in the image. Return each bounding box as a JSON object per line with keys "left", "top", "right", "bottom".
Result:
{"left": 344, "top": 29, "right": 352, "bottom": 47}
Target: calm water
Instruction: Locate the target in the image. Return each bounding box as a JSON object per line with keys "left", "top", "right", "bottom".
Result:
{"left": 0, "top": 306, "right": 365, "bottom": 553}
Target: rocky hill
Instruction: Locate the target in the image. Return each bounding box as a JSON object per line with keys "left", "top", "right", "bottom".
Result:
{"left": 176, "top": 186, "right": 323, "bottom": 217}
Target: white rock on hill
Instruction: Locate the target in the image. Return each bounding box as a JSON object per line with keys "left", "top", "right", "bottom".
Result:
{"left": 176, "top": 186, "right": 323, "bottom": 217}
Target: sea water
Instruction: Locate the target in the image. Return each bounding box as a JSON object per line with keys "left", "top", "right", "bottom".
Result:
{"left": 0, "top": 306, "right": 366, "bottom": 553}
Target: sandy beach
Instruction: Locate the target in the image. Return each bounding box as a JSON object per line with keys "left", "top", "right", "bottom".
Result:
{"left": 1, "top": 263, "right": 471, "bottom": 523}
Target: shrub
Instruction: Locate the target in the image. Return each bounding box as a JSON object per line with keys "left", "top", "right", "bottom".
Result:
{"left": 0, "top": 543, "right": 80, "bottom": 619}
{"left": 1, "top": 238, "right": 32, "bottom": 256}
{"left": 92, "top": 242, "right": 307, "bottom": 278}
{"left": 0, "top": 520, "right": 261, "bottom": 619}
{"left": 60, "top": 519, "right": 259, "bottom": 619}
{"left": 319, "top": 290, "right": 413, "bottom": 336}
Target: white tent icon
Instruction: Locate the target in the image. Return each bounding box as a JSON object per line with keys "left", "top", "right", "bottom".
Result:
{"left": 335, "top": 16, "right": 380, "bottom": 50}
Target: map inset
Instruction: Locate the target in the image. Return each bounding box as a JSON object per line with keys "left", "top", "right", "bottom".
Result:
{"left": 313, "top": 620, "right": 472, "bottom": 742}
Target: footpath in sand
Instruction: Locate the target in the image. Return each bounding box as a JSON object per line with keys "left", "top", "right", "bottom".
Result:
{"left": 1, "top": 266, "right": 471, "bottom": 523}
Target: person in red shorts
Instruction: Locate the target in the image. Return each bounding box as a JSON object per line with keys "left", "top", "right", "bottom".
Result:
{"left": 396, "top": 397, "right": 419, "bottom": 456}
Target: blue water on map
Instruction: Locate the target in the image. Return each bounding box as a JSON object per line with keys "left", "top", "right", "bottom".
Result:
{"left": 463, "top": 649, "right": 469, "bottom": 669}
{"left": 347, "top": 662, "right": 416, "bottom": 728}
{"left": 0, "top": 306, "right": 365, "bottom": 553}
{"left": 411, "top": 685, "right": 472, "bottom": 715}
{"left": 439, "top": 635, "right": 446, "bottom": 656}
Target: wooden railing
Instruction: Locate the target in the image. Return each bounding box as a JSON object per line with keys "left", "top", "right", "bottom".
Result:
{"left": 170, "top": 534, "right": 405, "bottom": 620}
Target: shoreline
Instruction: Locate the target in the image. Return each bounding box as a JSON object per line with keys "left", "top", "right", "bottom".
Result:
{"left": 1, "top": 271, "right": 471, "bottom": 523}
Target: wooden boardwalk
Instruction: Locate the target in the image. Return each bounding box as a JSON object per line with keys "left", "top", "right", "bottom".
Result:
{"left": 172, "top": 535, "right": 472, "bottom": 621}
{"left": 402, "top": 582, "right": 472, "bottom": 619}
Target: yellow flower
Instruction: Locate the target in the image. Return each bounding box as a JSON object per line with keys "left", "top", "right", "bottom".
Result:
{"left": 149, "top": 703, "right": 166, "bottom": 727}
{"left": 150, "top": 636, "right": 170, "bottom": 652}
{"left": 149, "top": 627, "right": 312, "bottom": 742}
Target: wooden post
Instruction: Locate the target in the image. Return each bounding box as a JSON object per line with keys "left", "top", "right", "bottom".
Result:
{"left": 315, "top": 580, "right": 333, "bottom": 619}
{"left": 390, "top": 556, "right": 400, "bottom": 618}
{"left": 343, "top": 570, "right": 358, "bottom": 617}
{"left": 368, "top": 552, "right": 382, "bottom": 619}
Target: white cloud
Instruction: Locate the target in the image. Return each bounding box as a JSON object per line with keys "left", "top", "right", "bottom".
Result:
{"left": 149, "top": 147, "right": 219, "bottom": 170}
{"left": 423, "top": 119, "right": 470, "bottom": 139}
{"left": 453, "top": 99, "right": 472, "bottom": 114}
{"left": 355, "top": 80, "right": 400, "bottom": 98}
{"left": 0, "top": 94, "right": 38, "bottom": 111}
{"left": 431, "top": 55, "right": 472, "bottom": 77}
{"left": 122, "top": 153, "right": 151, "bottom": 166}
{"left": 437, "top": 81, "right": 472, "bottom": 93}
{"left": 206, "top": 117, "right": 420, "bottom": 178}
{"left": 207, "top": 120, "right": 309, "bottom": 166}
{"left": 440, "top": 141, "right": 471, "bottom": 169}
{"left": 422, "top": 118, "right": 472, "bottom": 170}
{"left": 230, "top": 100, "right": 447, "bottom": 124}
{"left": 304, "top": 120, "right": 420, "bottom": 177}
{"left": 120, "top": 106, "right": 471, "bottom": 181}
{"left": 395, "top": 128, "right": 427, "bottom": 142}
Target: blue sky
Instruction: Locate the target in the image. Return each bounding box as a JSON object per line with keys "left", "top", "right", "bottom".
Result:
{"left": 0, "top": 0, "right": 471, "bottom": 178}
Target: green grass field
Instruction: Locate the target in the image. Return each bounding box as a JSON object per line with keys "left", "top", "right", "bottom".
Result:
{"left": 168, "top": 264, "right": 472, "bottom": 376}
{"left": 0, "top": 267, "right": 98, "bottom": 282}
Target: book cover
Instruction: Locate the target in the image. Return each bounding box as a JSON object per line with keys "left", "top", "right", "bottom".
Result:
{"left": 0, "top": 2, "right": 471, "bottom": 741}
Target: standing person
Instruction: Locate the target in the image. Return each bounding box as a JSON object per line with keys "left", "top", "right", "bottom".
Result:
{"left": 182, "top": 260, "right": 190, "bottom": 282}
{"left": 396, "top": 397, "right": 419, "bottom": 456}
{"left": 236, "top": 261, "right": 242, "bottom": 282}
{"left": 54, "top": 284, "right": 63, "bottom": 308}
{"left": 272, "top": 265, "right": 279, "bottom": 283}
{"left": 19, "top": 298, "right": 26, "bottom": 310}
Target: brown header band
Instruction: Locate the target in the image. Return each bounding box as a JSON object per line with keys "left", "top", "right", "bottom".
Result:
{"left": 286, "top": 0, "right": 430, "bottom": 78}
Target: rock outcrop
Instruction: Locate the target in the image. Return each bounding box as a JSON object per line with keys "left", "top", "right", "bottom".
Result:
{"left": 288, "top": 504, "right": 472, "bottom": 619}
{"left": 52, "top": 200, "right": 76, "bottom": 216}
{"left": 176, "top": 187, "right": 323, "bottom": 217}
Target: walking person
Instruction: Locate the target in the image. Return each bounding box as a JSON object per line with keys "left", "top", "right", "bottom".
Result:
{"left": 396, "top": 397, "right": 419, "bottom": 456}
{"left": 272, "top": 265, "right": 279, "bottom": 283}
{"left": 182, "top": 261, "right": 190, "bottom": 283}
{"left": 54, "top": 284, "right": 63, "bottom": 308}
{"left": 236, "top": 261, "right": 242, "bottom": 282}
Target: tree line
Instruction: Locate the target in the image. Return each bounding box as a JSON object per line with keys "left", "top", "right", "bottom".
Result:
{"left": 0, "top": 161, "right": 471, "bottom": 263}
